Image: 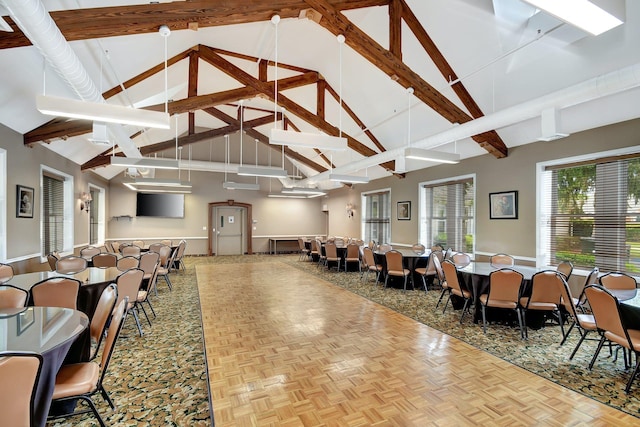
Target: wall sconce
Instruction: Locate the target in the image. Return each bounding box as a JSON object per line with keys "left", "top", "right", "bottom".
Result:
{"left": 346, "top": 203, "right": 355, "bottom": 218}
{"left": 80, "top": 192, "right": 92, "bottom": 212}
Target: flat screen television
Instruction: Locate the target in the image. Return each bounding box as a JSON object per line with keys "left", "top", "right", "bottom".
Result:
{"left": 136, "top": 193, "right": 185, "bottom": 218}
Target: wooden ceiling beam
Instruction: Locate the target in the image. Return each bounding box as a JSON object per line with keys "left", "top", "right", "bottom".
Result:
{"left": 0, "top": 0, "right": 390, "bottom": 50}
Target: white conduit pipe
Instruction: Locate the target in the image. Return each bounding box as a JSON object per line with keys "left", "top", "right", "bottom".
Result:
{"left": 1, "top": 0, "right": 143, "bottom": 158}
{"left": 302, "top": 61, "right": 640, "bottom": 187}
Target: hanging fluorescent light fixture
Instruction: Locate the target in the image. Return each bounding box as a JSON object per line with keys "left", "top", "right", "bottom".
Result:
{"left": 267, "top": 193, "right": 308, "bottom": 199}
{"left": 36, "top": 94, "right": 171, "bottom": 129}
{"left": 237, "top": 165, "right": 287, "bottom": 178}
{"left": 522, "top": 0, "right": 623, "bottom": 36}
{"left": 269, "top": 129, "right": 347, "bottom": 151}
{"left": 329, "top": 173, "right": 370, "bottom": 184}
{"left": 111, "top": 157, "right": 179, "bottom": 170}
{"left": 123, "top": 178, "right": 192, "bottom": 193}
{"left": 404, "top": 147, "right": 460, "bottom": 164}
{"left": 281, "top": 187, "right": 326, "bottom": 196}
{"left": 223, "top": 181, "right": 260, "bottom": 191}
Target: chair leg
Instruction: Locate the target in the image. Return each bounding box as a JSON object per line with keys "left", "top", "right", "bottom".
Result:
{"left": 403, "top": 275, "right": 407, "bottom": 292}
{"left": 162, "top": 274, "right": 172, "bottom": 291}
{"left": 589, "top": 335, "right": 607, "bottom": 370}
{"left": 420, "top": 275, "right": 427, "bottom": 293}
{"left": 442, "top": 295, "right": 451, "bottom": 314}
{"left": 481, "top": 305, "right": 487, "bottom": 333}
{"left": 384, "top": 274, "right": 389, "bottom": 289}
{"left": 569, "top": 329, "right": 589, "bottom": 360}
{"left": 99, "top": 385, "right": 117, "bottom": 411}
{"left": 560, "top": 321, "right": 576, "bottom": 346}
{"left": 459, "top": 298, "right": 470, "bottom": 324}
{"left": 521, "top": 310, "right": 528, "bottom": 340}
{"left": 516, "top": 308, "right": 525, "bottom": 340}
{"left": 130, "top": 307, "right": 144, "bottom": 337}
{"left": 79, "top": 396, "right": 106, "bottom": 427}
{"left": 138, "top": 303, "right": 152, "bottom": 327}
{"left": 146, "top": 299, "right": 156, "bottom": 318}
{"left": 626, "top": 352, "right": 640, "bottom": 393}
{"left": 435, "top": 288, "right": 448, "bottom": 310}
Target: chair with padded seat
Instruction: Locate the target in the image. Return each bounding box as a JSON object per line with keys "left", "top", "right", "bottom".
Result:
{"left": 55, "top": 255, "right": 88, "bottom": 274}
{"left": 157, "top": 245, "right": 175, "bottom": 291}
{"left": 480, "top": 268, "right": 525, "bottom": 338}
{"left": 115, "top": 268, "right": 146, "bottom": 336}
{"left": 47, "top": 251, "right": 60, "bottom": 271}
{"left": 120, "top": 245, "right": 141, "bottom": 257}
{"left": 80, "top": 246, "right": 101, "bottom": 259}
{"left": 574, "top": 267, "right": 600, "bottom": 312}
{"left": 315, "top": 239, "right": 326, "bottom": 267}
{"left": 451, "top": 252, "right": 471, "bottom": 268}
{"left": 324, "top": 242, "right": 340, "bottom": 271}
{"left": 160, "top": 239, "right": 173, "bottom": 247}
{"left": 599, "top": 271, "right": 637, "bottom": 291}
{"left": 490, "top": 253, "right": 515, "bottom": 268}
{"left": 519, "top": 270, "right": 564, "bottom": 340}
{"left": 0, "top": 263, "right": 14, "bottom": 283}
{"left": 384, "top": 250, "right": 411, "bottom": 292}
{"left": 584, "top": 284, "right": 640, "bottom": 393}
{"left": 148, "top": 243, "right": 165, "bottom": 254}
{"left": 103, "top": 241, "right": 115, "bottom": 253}
{"left": 378, "top": 243, "right": 393, "bottom": 253}
{"left": 92, "top": 253, "right": 117, "bottom": 268}
{"left": 132, "top": 240, "right": 145, "bottom": 249}
{"left": 110, "top": 241, "right": 121, "bottom": 253}
{"left": 433, "top": 256, "right": 450, "bottom": 309}
{"left": 415, "top": 250, "right": 443, "bottom": 292}
{"left": 49, "top": 298, "right": 128, "bottom": 426}
{"left": 557, "top": 276, "right": 598, "bottom": 360}
{"left": 0, "top": 352, "right": 43, "bottom": 427}
{"left": 557, "top": 261, "right": 574, "bottom": 281}
{"left": 89, "top": 284, "right": 118, "bottom": 361}
{"left": 117, "top": 256, "right": 139, "bottom": 271}
{"left": 440, "top": 260, "right": 473, "bottom": 323}
{"left": 361, "top": 247, "right": 383, "bottom": 284}
{"left": 173, "top": 240, "right": 187, "bottom": 271}
{"left": 298, "top": 238, "right": 310, "bottom": 261}
{"left": 139, "top": 251, "right": 160, "bottom": 298}
{"left": 344, "top": 243, "right": 360, "bottom": 272}
{"left": 31, "top": 277, "right": 81, "bottom": 310}
{"left": 0, "top": 284, "right": 28, "bottom": 309}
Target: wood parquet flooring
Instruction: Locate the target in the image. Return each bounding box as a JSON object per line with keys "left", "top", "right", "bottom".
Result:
{"left": 197, "top": 260, "right": 639, "bottom": 426}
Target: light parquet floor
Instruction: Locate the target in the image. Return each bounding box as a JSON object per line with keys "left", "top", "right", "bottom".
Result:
{"left": 197, "top": 260, "right": 638, "bottom": 426}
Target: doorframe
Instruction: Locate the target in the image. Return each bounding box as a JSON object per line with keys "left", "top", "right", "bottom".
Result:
{"left": 208, "top": 200, "right": 252, "bottom": 255}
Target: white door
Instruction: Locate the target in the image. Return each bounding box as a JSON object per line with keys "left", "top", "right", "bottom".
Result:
{"left": 215, "top": 207, "right": 245, "bottom": 255}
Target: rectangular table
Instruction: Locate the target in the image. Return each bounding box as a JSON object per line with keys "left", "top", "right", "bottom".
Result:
{"left": 269, "top": 237, "right": 300, "bottom": 255}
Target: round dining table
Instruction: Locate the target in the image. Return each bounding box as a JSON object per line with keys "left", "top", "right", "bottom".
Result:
{"left": 0, "top": 306, "right": 88, "bottom": 427}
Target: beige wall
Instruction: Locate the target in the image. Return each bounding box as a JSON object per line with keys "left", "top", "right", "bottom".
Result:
{"left": 0, "top": 124, "right": 109, "bottom": 272}
{"left": 338, "top": 119, "right": 640, "bottom": 260}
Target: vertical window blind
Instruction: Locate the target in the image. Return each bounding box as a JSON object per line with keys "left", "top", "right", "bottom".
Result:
{"left": 422, "top": 178, "right": 474, "bottom": 252}
{"left": 42, "top": 173, "right": 64, "bottom": 255}
{"left": 541, "top": 155, "right": 640, "bottom": 273}
{"left": 89, "top": 188, "right": 98, "bottom": 245}
{"left": 363, "top": 191, "right": 390, "bottom": 244}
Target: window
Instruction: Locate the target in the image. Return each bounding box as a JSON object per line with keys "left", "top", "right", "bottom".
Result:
{"left": 41, "top": 167, "right": 73, "bottom": 256}
{"left": 419, "top": 175, "right": 475, "bottom": 252}
{"left": 361, "top": 189, "right": 391, "bottom": 244}
{"left": 539, "top": 151, "right": 640, "bottom": 273}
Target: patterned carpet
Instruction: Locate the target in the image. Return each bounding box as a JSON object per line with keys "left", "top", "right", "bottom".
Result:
{"left": 49, "top": 254, "right": 640, "bottom": 425}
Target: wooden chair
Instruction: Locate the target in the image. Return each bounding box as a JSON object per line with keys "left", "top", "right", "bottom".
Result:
{"left": 384, "top": 250, "right": 410, "bottom": 292}
{"left": 440, "top": 260, "right": 473, "bottom": 323}
{"left": 584, "top": 284, "right": 640, "bottom": 393}
{"left": 89, "top": 284, "right": 117, "bottom": 360}
{"left": 92, "top": 253, "right": 117, "bottom": 268}
{"left": 55, "top": 255, "right": 88, "bottom": 274}
{"left": 489, "top": 253, "right": 514, "bottom": 268}
{"left": 480, "top": 269, "right": 525, "bottom": 338}
{"left": 31, "top": 277, "right": 81, "bottom": 310}
{"left": 50, "top": 299, "right": 128, "bottom": 426}
{"left": 0, "top": 352, "right": 43, "bottom": 427}
{"left": 0, "top": 284, "right": 28, "bottom": 309}
{"left": 519, "top": 270, "right": 564, "bottom": 340}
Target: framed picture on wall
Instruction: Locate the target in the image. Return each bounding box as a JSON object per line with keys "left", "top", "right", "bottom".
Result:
{"left": 397, "top": 201, "right": 411, "bottom": 220}
{"left": 16, "top": 185, "right": 34, "bottom": 218}
{"left": 489, "top": 190, "right": 518, "bottom": 219}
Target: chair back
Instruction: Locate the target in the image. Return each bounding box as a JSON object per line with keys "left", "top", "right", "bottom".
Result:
{"left": 412, "top": 243, "right": 426, "bottom": 255}
{"left": 115, "top": 268, "right": 144, "bottom": 309}
{"left": 490, "top": 253, "right": 515, "bottom": 268}
{"left": 117, "top": 256, "right": 139, "bottom": 271}
{"left": 528, "top": 270, "right": 563, "bottom": 305}
{"left": 47, "top": 251, "right": 59, "bottom": 271}
{"left": 99, "top": 299, "right": 129, "bottom": 386}
{"left": 368, "top": 240, "right": 377, "bottom": 250}
{"left": 80, "top": 246, "right": 101, "bottom": 258}
{"left": 557, "top": 261, "right": 574, "bottom": 280}
{"left": 159, "top": 245, "right": 173, "bottom": 268}
{"left": 362, "top": 247, "right": 376, "bottom": 268}
{"left": 432, "top": 255, "right": 445, "bottom": 283}
{"left": 585, "top": 284, "right": 627, "bottom": 340}
{"left": 558, "top": 274, "right": 579, "bottom": 319}
{"left": 132, "top": 240, "right": 145, "bottom": 248}
{"left": 378, "top": 243, "right": 393, "bottom": 253}
{"left": 121, "top": 245, "right": 141, "bottom": 257}
{"left": 104, "top": 241, "right": 115, "bottom": 253}
{"left": 92, "top": 253, "right": 117, "bottom": 268}
{"left": 111, "top": 241, "right": 121, "bottom": 253}
{"left": 55, "top": 255, "right": 88, "bottom": 274}
{"left": 310, "top": 239, "right": 319, "bottom": 254}
{"left": 488, "top": 268, "right": 523, "bottom": 301}
{"left": 0, "top": 285, "right": 28, "bottom": 309}
{"left": 89, "top": 284, "right": 117, "bottom": 360}
{"left": 160, "top": 239, "right": 173, "bottom": 246}
{"left": 0, "top": 352, "right": 43, "bottom": 427}
{"left": 174, "top": 240, "right": 187, "bottom": 264}
{"left": 441, "top": 260, "right": 463, "bottom": 293}
{"left": 385, "top": 250, "right": 404, "bottom": 273}
{"left": 298, "top": 238, "right": 306, "bottom": 251}
{"left": 599, "top": 272, "right": 637, "bottom": 290}
{"left": 431, "top": 244, "right": 444, "bottom": 252}
{"left": 325, "top": 243, "right": 338, "bottom": 259}
{"left": 334, "top": 238, "right": 345, "bottom": 247}
{"left": 148, "top": 243, "right": 165, "bottom": 254}
{"left": 346, "top": 243, "right": 360, "bottom": 260}
{"left": 31, "top": 277, "right": 81, "bottom": 309}
{"left": 451, "top": 252, "right": 471, "bottom": 267}
{"left": 444, "top": 247, "right": 453, "bottom": 261}
{"left": 0, "top": 263, "right": 14, "bottom": 283}
{"left": 139, "top": 252, "right": 160, "bottom": 275}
